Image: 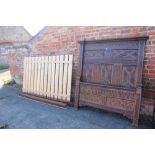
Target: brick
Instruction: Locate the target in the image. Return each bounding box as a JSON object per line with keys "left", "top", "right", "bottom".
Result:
{"left": 146, "top": 65, "right": 155, "bottom": 69}
{"left": 149, "top": 70, "right": 155, "bottom": 74}
{"left": 150, "top": 35, "right": 155, "bottom": 39}
{"left": 121, "top": 29, "right": 131, "bottom": 33}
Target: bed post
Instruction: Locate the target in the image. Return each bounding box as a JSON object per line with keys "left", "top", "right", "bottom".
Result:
{"left": 133, "top": 38, "right": 148, "bottom": 127}
{"left": 74, "top": 40, "right": 85, "bottom": 109}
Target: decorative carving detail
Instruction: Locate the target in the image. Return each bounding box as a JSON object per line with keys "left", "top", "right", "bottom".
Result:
{"left": 111, "top": 64, "right": 123, "bottom": 85}
{"left": 112, "top": 49, "right": 138, "bottom": 61}
{"left": 85, "top": 49, "right": 106, "bottom": 58}
{"left": 82, "top": 63, "right": 136, "bottom": 88}
{"left": 101, "top": 64, "right": 112, "bottom": 84}
{"left": 123, "top": 66, "right": 136, "bottom": 88}
{"left": 79, "top": 84, "right": 136, "bottom": 111}
{"left": 76, "top": 37, "right": 148, "bottom": 127}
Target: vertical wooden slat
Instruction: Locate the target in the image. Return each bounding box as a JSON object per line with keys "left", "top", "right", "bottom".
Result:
{"left": 67, "top": 55, "right": 73, "bottom": 101}
{"left": 43, "top": 56, "right": 48, "bottom": 97}
{"left": 36, "top": 57, "right": 41, "bottom": 95}
{"left": 26, "top": 57, "right": 29, "bottom": 93}
{"left": 47, "top": 56, "right": 52, "bottom": 98}
{"left": 28, "top": 57, "right": 32, "bottom": 94}
{"left": 62, "top": 55, "right": 68, "bottom": 101}
{"left": 40, "top": 56, "right": 45, "bottom": 96}
{"left": 51, "top": 56, "right": 56, "bottom": 98}
{"left": 30, "top": 57, "right": 33, "bottom": 94}
{"left": 33, "top": 57, "right": 38, "bottom": 95}
{"left": 25, "top": 57, "right": 29, "bottom": 93}
{"left": 31, "top": 57, "right": 35, "bottom": 94}
{"left": 58, "top": 55, "right": 64, "bottom": 100}
{"left": 54, "top": 55, "right": 60, "bottom": 99}
{"left": 22, "top": 57, "right": 27, "bottom": 92}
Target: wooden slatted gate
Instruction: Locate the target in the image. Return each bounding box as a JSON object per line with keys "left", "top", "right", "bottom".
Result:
{"left": 22, "top": 55, "right": 73, "bottom": 103}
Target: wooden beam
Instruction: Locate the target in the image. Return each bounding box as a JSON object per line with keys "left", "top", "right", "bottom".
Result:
{"left": 19, "top": 93, "right": 67, "bottom": 108}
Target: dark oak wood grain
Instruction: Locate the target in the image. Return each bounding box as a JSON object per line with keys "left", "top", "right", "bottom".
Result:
{"left": 75, "top": 36, "right": 148, "bottom": 127}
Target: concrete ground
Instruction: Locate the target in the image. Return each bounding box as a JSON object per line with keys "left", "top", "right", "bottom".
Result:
{"left": 0, "top": 86, "right": 152, "bottom": 129}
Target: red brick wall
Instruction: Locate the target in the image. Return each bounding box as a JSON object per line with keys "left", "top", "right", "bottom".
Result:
{"left": 7, "top": 46, "right": 29, "bottom": 84}
{"left": 30, "top": 27, "right": 155, "bottom": 100}
{"left": 9, "top": 26, "right": 155, "bottom": 115}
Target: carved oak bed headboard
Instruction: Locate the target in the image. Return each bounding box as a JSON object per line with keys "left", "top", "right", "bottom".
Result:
{"left": 75, "top": 36, "right": 148, "bottom": 127}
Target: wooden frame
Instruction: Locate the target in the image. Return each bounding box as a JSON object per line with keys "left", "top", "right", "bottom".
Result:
{"left": 75, "top": 36, "right": 148, "bottom": 127}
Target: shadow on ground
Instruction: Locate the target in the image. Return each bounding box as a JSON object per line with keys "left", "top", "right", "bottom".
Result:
{"left": 0, "top": 86, "right": 152, "bottom": 129}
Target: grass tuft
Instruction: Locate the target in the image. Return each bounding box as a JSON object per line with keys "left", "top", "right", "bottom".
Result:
{"left": 4, "top": 78, "right": 16, "bottom": 85}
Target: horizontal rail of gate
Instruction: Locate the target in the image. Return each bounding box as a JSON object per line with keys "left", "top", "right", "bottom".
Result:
{"left": 22, "top": 55, "right": 73, "bottom": 103}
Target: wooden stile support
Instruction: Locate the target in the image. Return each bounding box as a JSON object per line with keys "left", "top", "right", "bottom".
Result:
{"left": 19, "top": 93, "right": 67, "bottom": 108}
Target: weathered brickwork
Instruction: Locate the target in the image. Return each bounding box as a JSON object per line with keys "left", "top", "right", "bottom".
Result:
{"left": 0, "top": 26, "right": 32, "bottom": 69}
{"left": 7, "top": 45, "right": 29, "bottom": 84}
{"left": 10, "top": 26, "right": 155, "bottom": 115}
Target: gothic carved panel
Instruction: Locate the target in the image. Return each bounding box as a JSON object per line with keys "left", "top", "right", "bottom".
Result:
{"left": 85, "top": 49, "right": 106, "bottom": 59}
{"left": 79, "top": 84, "right": 136, "bottom": 112}
{"left": 77, "top": 37, "right": 148, "bottom": 126}
{"left": 111, "top": 49, "right": 138, "bottom": 61}
{"left": 123, "top": 66, "right": 136, "bottom": 88}
{"left": 83, "top": 44, "right": 138, "bottom": 88}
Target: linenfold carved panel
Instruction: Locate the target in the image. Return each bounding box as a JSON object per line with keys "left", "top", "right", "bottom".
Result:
{"left": 82, "top": 63, "right": 136, "bottom": 88}
{"left": 76, "top": 37, "right": 148, "bottom": 127}
{"left": 82, "top": 42, "right": 138, "bottom": 88}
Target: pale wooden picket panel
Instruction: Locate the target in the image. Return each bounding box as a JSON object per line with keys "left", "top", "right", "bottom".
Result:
{"left": 22, "top": 55, "right": 73, "bottom": 102}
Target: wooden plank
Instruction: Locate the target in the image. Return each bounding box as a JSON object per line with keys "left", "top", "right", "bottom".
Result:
{"left": 28, "top": 57, "right": 32, "bottom": 94}
{"left": 33, "top": 57, "right": 38, "bottom": 95}
{"left": 30, "top": 57, "right": 34, "bottom": 94}
{"left": 54, "top": 55, "right": 60, "bottom": 99}
{"left": 66, "top": 55, "right": 73, "bottom": 101}
{"left": 47, "top": 56, "right": 52, "bottom": 98}
{"left": 62, "top": 55, "right": 68, "bottom": 101}
{"left": 31, "top": 57, "right": 35, "bottom": 94}
{"left": 43, "top": 56, "right": 48, "bottom": 97}
{"left": 25, "top": 57, "right": 29, "bottom": 93}
{"left": 19, "top": 93, "right": 67, "bottom": 108}
{"left": 36, "top": 57, "right": 41, "bottom": 95}
{"left": 40, "top": 56, "right": 45, "bottom": 96}
{"left": 26, "top": 57, "right": 29, "bottom": 93}
{"left": 22, "top": 57, "right": 27, "bottom": 93}
{"left": 58, "top": 55, "right": 64, "bottom": 100}
{"left": 51, "top": 56, "right": 56, "bottom": 98}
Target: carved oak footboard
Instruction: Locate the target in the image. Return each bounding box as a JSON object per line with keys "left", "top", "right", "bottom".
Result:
{"left": 75, "top": 37, "right": 148, "bottom": 127}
